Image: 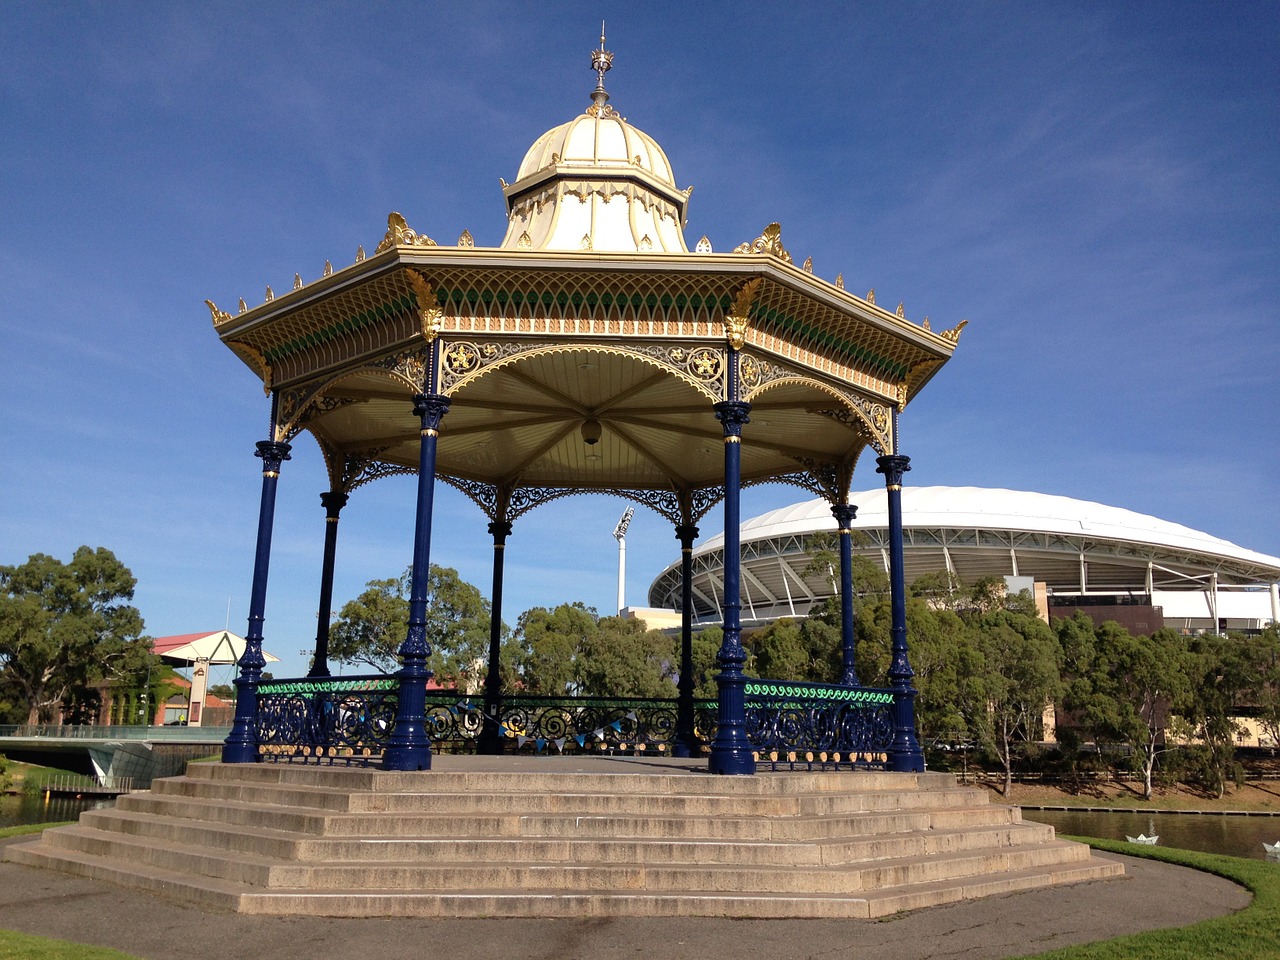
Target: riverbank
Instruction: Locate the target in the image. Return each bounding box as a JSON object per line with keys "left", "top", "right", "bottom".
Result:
{"left": 970, "top": 776, "right": 1280, "bottom": 813}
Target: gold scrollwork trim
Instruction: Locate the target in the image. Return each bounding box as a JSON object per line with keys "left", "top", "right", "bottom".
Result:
{"left": 405, "top": 271, "right": 444, "bottom": 342}
{"left": 374, "top": 211, "right": 437, "bottom": 254}
{"left": 724, "top": 277, "right": 763, "bottom": 350}
{"left": 732, "top": 223, "right": 793, "bottom": 264}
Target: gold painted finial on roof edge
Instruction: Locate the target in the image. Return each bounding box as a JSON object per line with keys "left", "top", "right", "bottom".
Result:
{"left": 376, "top": 212, "right": 437, "bottom": 254}
{"left": 732, "top": 223, "right": 793, "bottom": 264}
{"left": 940, "top": 319, "right": 968, "bottom": 344}
{"left": 205, "top": 299, "right": 233, "bottom": 326}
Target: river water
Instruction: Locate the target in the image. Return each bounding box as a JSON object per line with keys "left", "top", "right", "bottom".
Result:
{"left": 0, "top": 791, "right": 113, "bottom": 829}
{"left": 1024, "top": 808, "right": 1280, "bottom": 861}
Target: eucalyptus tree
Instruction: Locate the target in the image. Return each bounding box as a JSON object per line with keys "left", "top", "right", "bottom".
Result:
{"left": 969, "top": 608, "right": 1061, "bottom": 797}
{"left": 0, "top": 547, "right": 151, "bottom": 724}
{"left": 514, "top": 602, "right": 676, "bottom": 698}
{"left": 328, "top": 565, "right": 503, "bottom": 686}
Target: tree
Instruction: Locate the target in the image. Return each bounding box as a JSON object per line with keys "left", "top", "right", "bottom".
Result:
{"left": 1057, "top": 617, "right": 1202, "bottom": 799}
{"left": 1252, "top": 624, "right": 1280, "bottom": 750}
{"left": 0, "top": 547, "right": 150, "bottom": 724}
{"left": 969, "top": 608, "right": 1060, "bottom": 797}
{"left": 1181, "top": 632, "right": 1250, "bottom": 798}
{"left": 514, "top": 603, "right": 676, "bottom": 698}
{"left": 328, "top": 565, "right": 504, "bottom": 685}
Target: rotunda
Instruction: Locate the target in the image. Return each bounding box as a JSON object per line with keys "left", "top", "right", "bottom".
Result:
{"left": 206, "top": 32, "right": 963, "bottom": 775}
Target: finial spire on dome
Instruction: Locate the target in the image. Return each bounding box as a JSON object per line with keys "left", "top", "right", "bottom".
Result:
{"left": 588, "top": 22, "right": 617, "bottom": 118}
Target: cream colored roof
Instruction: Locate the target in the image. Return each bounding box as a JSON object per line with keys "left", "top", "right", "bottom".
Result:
{"left": 695, "top": 486, "right": 1280, "bottom": 574}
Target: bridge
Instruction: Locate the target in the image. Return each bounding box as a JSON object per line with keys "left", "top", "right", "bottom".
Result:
{"left": 0, "top": 725, "right": 229, "bottom": 787}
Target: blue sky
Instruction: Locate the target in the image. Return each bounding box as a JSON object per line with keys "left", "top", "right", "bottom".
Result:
{"left": 3, "top": 3, "right": 1277, "bottom": 679}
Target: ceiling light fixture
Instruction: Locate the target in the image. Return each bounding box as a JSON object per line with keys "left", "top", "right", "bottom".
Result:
{"left": 581, "top": 417, "right": 602, "bottom": 445}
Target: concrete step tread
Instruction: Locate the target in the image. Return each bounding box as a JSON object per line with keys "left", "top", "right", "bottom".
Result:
{"left": 74, "top": 808, "right": 1052, "bottom": 865}
{"left": 121, "top": 790, "right": 1013, "bottom": 833}
{"left": 34, "top": 822, "right": 1090, "bottom": 881}
{"left": 5, "top": 829, "right": 1120, "bottom": 919}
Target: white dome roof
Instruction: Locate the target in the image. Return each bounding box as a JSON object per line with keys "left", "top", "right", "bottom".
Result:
{"left": 514, "top": 112, "right": 676, "bottom": 187}
{"left": 695, "top": 486, "right": 1280, "bottom": 573}
{"left": 499, "top": 39, "right": 690, "bottom": 254}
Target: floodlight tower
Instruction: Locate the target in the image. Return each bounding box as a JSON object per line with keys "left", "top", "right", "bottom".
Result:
{"left": 613, "top": 506, "right": 634, "bottom": 614}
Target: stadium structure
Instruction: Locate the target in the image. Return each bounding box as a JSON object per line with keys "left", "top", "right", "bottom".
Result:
{"left": 646, "top": 486, "right": 1280, "bottom": 635}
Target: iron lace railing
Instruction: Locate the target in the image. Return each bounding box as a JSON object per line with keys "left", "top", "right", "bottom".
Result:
{"left": 253, "top": 675, "right": 899, "bottom": 768}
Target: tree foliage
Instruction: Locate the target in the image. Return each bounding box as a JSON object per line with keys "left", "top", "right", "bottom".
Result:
{"left": 0, "top": 547, "right": 151, "bottom": 724}
{"left": 328, "top": 565, "right": 505, "bottom": 687}
{"left": 514, "top": 603, "right": 676, "bottom": 698}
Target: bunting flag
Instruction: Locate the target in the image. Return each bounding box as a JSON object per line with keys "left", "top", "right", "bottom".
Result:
{"left": 625, "top": 711, "right": 638, "bottom": 721}
{"left": 610, "top": 720, "right": 623, "bottom": 732}
{"left": 554, "top": 738, "right": 566, "bottom": 752}
{"left": 517, "top": 734, "right": 528, "bottom": 747}
{"left": 535, "top": 737, "right": 546, "bottom": 751}
{"left": 593, "top": 727, "right": 606, "bottom": 739}
{"left": 575, "top": 734, "right": 587, "bottom": 747}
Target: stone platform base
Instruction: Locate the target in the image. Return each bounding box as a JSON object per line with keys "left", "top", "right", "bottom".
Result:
{"left": 5, "top": 755, "right": 1122, "bottom": 918}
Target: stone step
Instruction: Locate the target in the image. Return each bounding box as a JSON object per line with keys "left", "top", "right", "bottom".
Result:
{"left": 183, "top": 762, "right": 955, "bottom": 797}
{"left": 3, "top": 761, "right": 1124, "bottom": 919}
{"left": 74, "top": 805, "right": 1054, "bottom": 866}
{"left": 5, "top": 841, "right": 1124, "bottom": 919}
{"left": 115, "top": 790, "right": 1024, "bottom": 841}
{"left": 155, "top": 773, "right": 990, "bottom": 817}
{"left": 32, "top": 822, "right": 1095, "bottom": 895}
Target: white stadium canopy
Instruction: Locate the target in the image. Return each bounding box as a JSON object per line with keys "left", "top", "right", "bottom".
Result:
{"left": 647, "top": 487, "right": 1280, "bottom": 632}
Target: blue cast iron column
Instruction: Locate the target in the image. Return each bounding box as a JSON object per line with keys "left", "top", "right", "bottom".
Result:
{"left": 307, "top": 490, "right": 348, "bottom": 678}
{"left": 673, "top": 521, "right": 699, "bottom": 758}
{"left": 382, "top": 386, "right": 451, "bottom": 771}
{"left": 478, "top": 518, "right": 512, "bottom": 756}
{"left": 831, "top": 502, "right": 860, "bottom": 686}
{"left": 709, "top": 393, "right": 755, "bottom": 775}
{"left": 876, "top": 451, "right": 925, "bottom": 772}
{"left": 223, "top": 405, "right": 291, "bottom": 763}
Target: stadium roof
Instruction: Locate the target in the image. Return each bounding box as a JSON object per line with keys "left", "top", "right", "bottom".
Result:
{"left": 648, "top": 487, "right": 1280, "bottom": 621}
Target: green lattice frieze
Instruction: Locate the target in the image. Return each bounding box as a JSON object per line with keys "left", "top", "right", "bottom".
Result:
{"left": 744, "top": 680, "right": 894, "bottom": 705}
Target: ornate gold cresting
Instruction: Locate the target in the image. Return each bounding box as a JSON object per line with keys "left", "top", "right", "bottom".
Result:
{"left": 457, "top": 229, "right": 474, "bottom": 248}
{"left": 939, "top": 319, "right": 968, "bottom": 344}
{"left": 896, "top": 302, "right": 906, "bottom": 318}
{"left": 724, "top": 277, "right": 763, "bottom": 350}
{"left": 866, "top": 289, "right": 876, "bottom": 304}
{"left": 405, "top": 271, "right": 444, "bottom": 343}
{"left": 733, "top": 223, "right": 793, "bottom": 264}
{"left": 204, "top": 299, "right": 233, "bottom": 326}
{"left": 374, "top": 212, "right": 437, "bottom": 254}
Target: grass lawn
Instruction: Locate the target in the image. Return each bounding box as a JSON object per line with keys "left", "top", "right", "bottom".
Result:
{"left": 1012, "top": 839, "right": 1278, "bottom": 960}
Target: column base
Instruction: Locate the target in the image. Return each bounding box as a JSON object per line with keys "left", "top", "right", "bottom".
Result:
{"left": 708, "top": 743, "right": 756, "bottom": 775}
{"left": 220, "top": 741, "right": 259, "bottom": 764}
{"left": 381, "top": 745, "right": 432, "bottom": 771}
